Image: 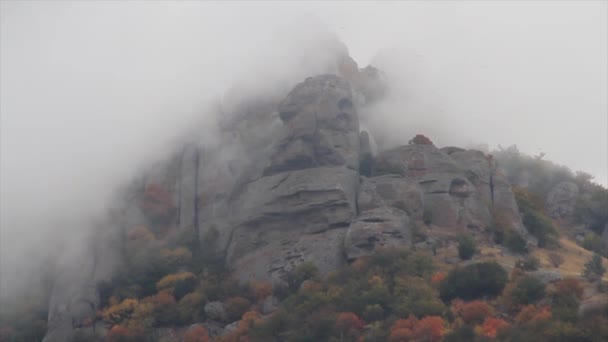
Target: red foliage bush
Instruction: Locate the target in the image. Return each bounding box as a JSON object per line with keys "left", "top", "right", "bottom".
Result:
{"left": 409, "top": 134, "right": 434, "bottom": 146}
{"left": 481, "top": 317, "right": 509, "bottom": 338}
{"left": 460, "top": 300, "right": 494, "bottom": 324}
{"left": 183, "top": 325, "right": 210, "bottom": 342}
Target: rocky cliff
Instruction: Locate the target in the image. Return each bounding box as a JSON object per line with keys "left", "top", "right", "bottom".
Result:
{"left": 42, "top": 45, "right": 532, "bottom": 341}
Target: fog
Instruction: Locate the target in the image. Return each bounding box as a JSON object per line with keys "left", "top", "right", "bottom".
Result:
{"left": 1, "top": 1, "right": 606, "bottom": 301}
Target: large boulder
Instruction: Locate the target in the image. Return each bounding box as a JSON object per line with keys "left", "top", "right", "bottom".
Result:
{"left": 345, "top": 207, "right": 411, "bottom": 260}
{"left": 264, "top": 75, "right": 360, "bottom": 175}
{"left": 373, "top": 145, "right": 491, "bottom": 230}
{"left": 546, "top": 181, "right": 579, "bottom": 220}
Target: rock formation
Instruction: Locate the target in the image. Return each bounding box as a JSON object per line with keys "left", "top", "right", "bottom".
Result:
{"left": 42, "top": 43, "right": 532, "bottom": 341}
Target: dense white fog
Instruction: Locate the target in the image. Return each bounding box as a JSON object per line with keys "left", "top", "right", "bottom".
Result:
{"left": 1, "top": 1, "right": 606, "bottom": 300}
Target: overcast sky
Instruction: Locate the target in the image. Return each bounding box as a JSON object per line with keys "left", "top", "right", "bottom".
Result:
{"left": 0, "top": 1, "right": 606, "bottom": 297}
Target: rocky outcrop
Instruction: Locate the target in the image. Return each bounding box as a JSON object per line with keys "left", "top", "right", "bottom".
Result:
{"left": 546, "top": 181, "right": 579, "bottom": 220}
{"left": 449, "top": 149, "right": 536, "bottom": 243}
{"left": 225, "top": 75, "right": 361, "bottom": 284}
{"left": 373, "top": 144, "right": 491, "bottom": 230}
{"left": 344, "top": 207, "right": 411, "bottom": 260}
{"left": 358, "top": 175, "right": 424, "bottom": 220}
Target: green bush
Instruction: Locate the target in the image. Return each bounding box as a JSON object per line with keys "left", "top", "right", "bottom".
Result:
{"left": 510, "top": 275, "right": 545, "bottom": 305}
{"left": 439, "top": 262, "right": 508, "bottom": 302}
{"left": 582, "top": 234, "right": 605, "bottom": 254}
{"left": 458, "top": 235, "right": 476, "bottom": 260}
{"left": 505, "top": 230, "right": 528, "bottom": 254}
{"left": 514, "top": 188, "right": 558, "bottom": 248}
{"left": 583, "top": 253, "right": 606, "bottom": 280}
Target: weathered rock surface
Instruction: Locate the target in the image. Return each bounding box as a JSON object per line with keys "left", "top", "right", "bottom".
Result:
{"left": 373, "top": 145, "right": 492, "bottom": 230}
{"left": 204, "top": 301, "right": 228, "bottom": 322}
{"left": 358, "top": 175, "right": 424, "bottom": 220}
{"left": 546, "top": 181, "right": 579, "bottom": 220}
{"left": 449, "top": 149, "right": 536, "bottom": 243}
{"left": 264, "top": 75, "right": 360, "bottom": 175}
{"left": 345, "top": 207, "right": 411, "bottom": 260}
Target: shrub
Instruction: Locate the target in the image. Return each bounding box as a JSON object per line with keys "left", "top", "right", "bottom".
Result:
{"left": 183, "top": 325, "right": 210, "bottom": 342}
{"left": 514, "top": 187, "right": 558, "bottom": 247}
{"left": 156, "top": 272, "right": 196, "bottom": 292}
{"left": 458, "top": 235, "right": 476, "bottom": 260}
{"left": 460, "top": 300, "right": 494, "bottom": 324}
{"left": 510, "top": 275, "right": 545, "bottom": 306}
{"left": 409, "top": 134, "right": 434, "bottom": 145}
{"left": 505, "top": 230, "right": 528, "bottom": 254}
{"left": 439, "top": 262, "right": 508, "bottom": 301}
{"left": 582, "top": 234, "right": 605, "bottom": 254}
{"left": 225, "top": 297, "right": 252, "bottom": 322}
{"left": 335, "top": 312, "right": 365, "bottom": 339}
{"left": 554, "top": 278, "right": 584, "bottom": 300}
{"left": 583, "top": 253, "right": 606, "bottom": 280}
{"left": 102, "top": 298, "right": 139, "bottom": 325}
{"left": 160, "top": 247, "right": 192, "bottom": 268}
{"left": 481, "top": 317, "right": 509, "bottom": 338}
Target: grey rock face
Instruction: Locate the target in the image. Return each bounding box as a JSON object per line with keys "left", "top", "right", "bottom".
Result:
{"left": 230, "top": 226, "right": 347, "bottom": 286}
{"left": 529, "top": 269, "right": 562, "bottom": 284}
{"left": 261, "top": 296, "right": 280, "bottom": 315}
{"left": 264, "top": 75, "right": 360, "bottom": 175}
{"left": 374, "top": 144, "right": 461, "bottom": 178}
{"left": 546, "top": 181, "right": 580, "bottom": 220}
{"left": 358, "top": 175, "right": 424, "bottom": 220}
{"left": 224, "top": 75, "right": 362, "bottom": 285}
{"left": 450, "top": 149, "right": 536, "bottom": 243}
{"left": 204, "top": 301, "right": 228, "bottom": 322}
{"left": 372, "top": 145, "right": 492, "bottom": 230}
{"left": 345, "top": 207, "right": 411, "bottom": 260}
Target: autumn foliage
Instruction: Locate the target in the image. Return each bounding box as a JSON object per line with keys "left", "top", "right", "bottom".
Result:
{"left": 335, "top": 312, "right": 365, "bottom": 335}
{"left": 480, "top": 317, "right": 509, "bottom": 338}
{"left": 389, "top": 315, "right": 444, "bottom": 342}
{"left": 409, "top": 134, "right": 434, "bottom": 146}
{"left": 183, "top": 325, "right": 210, "bottom": 342}
{"left": 460, "top": 300, "right": 494, "bottom": 324}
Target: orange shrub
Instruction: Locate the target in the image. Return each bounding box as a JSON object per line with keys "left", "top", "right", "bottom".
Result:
{"left": 107, "top": 324, "right": 144, "bottom": 342}
{"left": 460, "top": 301, "right": 494, "bottom": 324}
{"left": 183, "top": 325, "right": 210, "bottom": 342}
{"left": 430, "top": 272, "right": 446, "bottom": 285}
{"left": 388, "top": 315, "right": 417, "bottom": 342}
{"left": 335, "top": 312, "right": 365, "bottom": 333}
{"left": 480, "top": 317, "right": 509, "bottom": 338}
{"left": 102, "top": 298, "right": 138, "bottom": 325}
{"left": 156, "top": 272, "right": 196, "bottom": 291}
{"left": 413, "top": 316, "right": 445, "bottom": 342}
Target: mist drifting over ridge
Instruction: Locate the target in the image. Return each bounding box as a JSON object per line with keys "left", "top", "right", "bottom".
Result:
{"left": 0, "top": 0, "right": 606, "bottom": 305}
